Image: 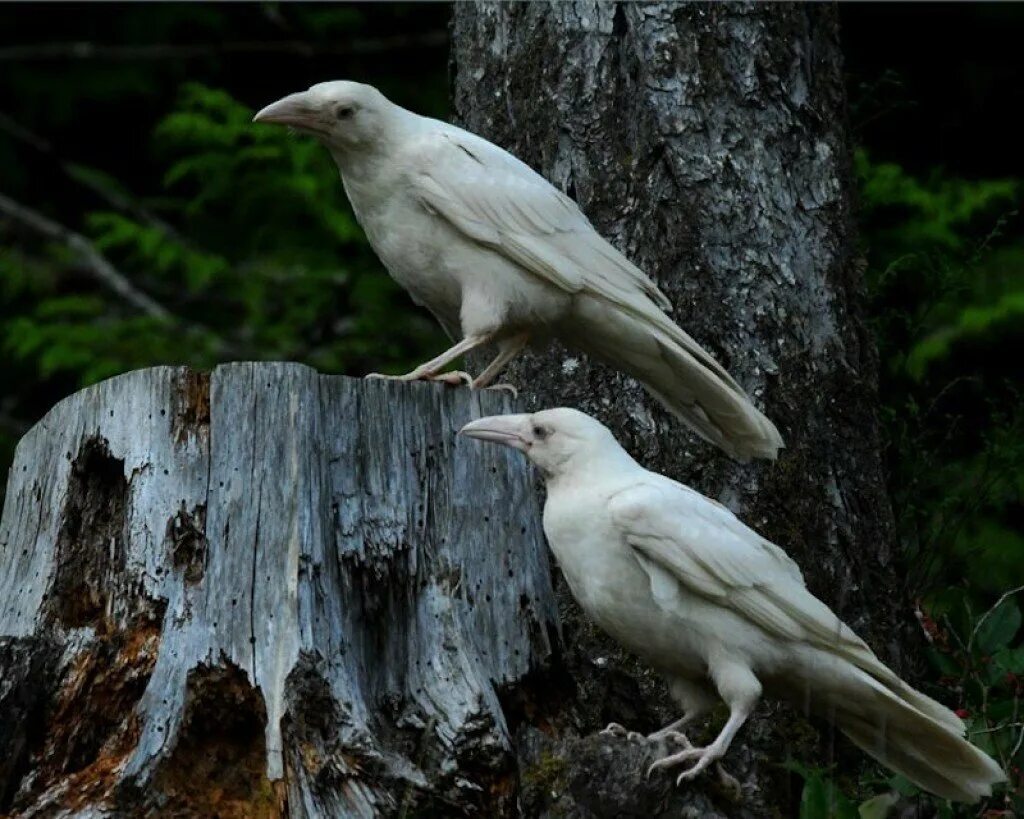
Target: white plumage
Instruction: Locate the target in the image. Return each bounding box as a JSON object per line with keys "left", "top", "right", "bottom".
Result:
{"left": 460, "top": 407, "right": 1006, "bottom": 803}
{"left": 254, "top": 81, "right": 783, "bottom": 460}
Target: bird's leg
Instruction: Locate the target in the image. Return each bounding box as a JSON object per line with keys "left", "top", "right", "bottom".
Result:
{"left": 647, "top": 661, "right": 760, "bottom": 786}
{"left": 648, "top": 676, "right": 717, "bottom": 745}
{"left": 471, "top": 333, "right": 529, "bottom": 392}
{"left": 647, "top": 714, "right": 700, "bottom": 746}
{"left": 604, "top": 678, "right": 715, "bottom": 747}
{"left": 365, "top": 334, "right": 492, "bottom": 383}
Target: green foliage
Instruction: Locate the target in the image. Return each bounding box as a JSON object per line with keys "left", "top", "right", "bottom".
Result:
{"left": 922, "top": 590, "right": 1022, "bottom": 810}
{"left": 802, "top": 151, "right": 1024, "bottom": 815}
{"left": 0, "top": 3, "right": 450, "bottom": 479}
{"left": 798, "top": 769, "right": 860, "bottom": 819}
{"left": 859, "top": 149, "right": 1024, "bottom": 601}
{"left": 1, "top": 80, "right": 443, "bottom": 393}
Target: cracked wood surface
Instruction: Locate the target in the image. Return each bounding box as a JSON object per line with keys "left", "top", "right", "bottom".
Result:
{"left": 0, "top": 363, "right": 557, "bottom": 817}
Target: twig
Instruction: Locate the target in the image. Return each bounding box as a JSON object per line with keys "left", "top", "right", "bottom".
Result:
{"left": 968, "top": 585, "right": 1024, "bottom": 655}
{"left": 970, "top": 722, "right": 1024, "bottom": 736}
{"left": 0, "top": 33, "right": 447, "bottom": 62}
{"left": 0, "top": 191, "right": 173, "bottom": 320}
{"left": 0, "top": 112, "right": 183, "bottom": 240}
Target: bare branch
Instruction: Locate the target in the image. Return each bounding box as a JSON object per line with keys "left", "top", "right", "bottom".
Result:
{"left": 968, "top": 584, "right": 1024, "bottom": 654}
{"left": 0, "top": 192, "right": 173, "bottom": 320}
{"left": 0, "top": 112, "right": 183, "bottom": 240}
{"left": 0, "top": 33, "right": 447, "bottom": 63}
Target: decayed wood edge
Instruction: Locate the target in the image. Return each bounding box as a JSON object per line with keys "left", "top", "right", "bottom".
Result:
{"left": 0, "top": 363, "right": 560, "bottom": 817}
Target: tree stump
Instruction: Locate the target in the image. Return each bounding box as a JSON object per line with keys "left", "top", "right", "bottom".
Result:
{"left": 0, "top": 363, "right": 558, "bottom": 817}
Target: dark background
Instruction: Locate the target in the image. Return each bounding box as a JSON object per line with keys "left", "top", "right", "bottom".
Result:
{"left": 1, "top": 3, "right": 1022, "bottom": 811}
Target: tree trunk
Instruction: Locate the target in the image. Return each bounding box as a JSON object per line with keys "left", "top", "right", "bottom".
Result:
{"left": 453, "top": 3, "right": 911, "bottom": 816}
{"left": 0, "top": 363, "right": 558, "bottom": 818}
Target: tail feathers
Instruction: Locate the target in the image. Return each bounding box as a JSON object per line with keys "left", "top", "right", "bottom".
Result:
{"left": 838, "top": 647, "right": 967, "bottom": 735}
{"left": 569, "top": 297, "right": 784, "bottom": 460}
{"left": 652, "top": 336, "right": 784, "bottom": 460}
{"left": 833, "top": 669, "right": 1005, "bottom": 803}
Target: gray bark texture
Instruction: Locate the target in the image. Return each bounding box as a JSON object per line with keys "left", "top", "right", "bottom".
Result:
{"left": 452, "top": 2, "right": 914, "bottom": 816}
{"left": 0, "top": 363, "right": 559, "bottom": 817}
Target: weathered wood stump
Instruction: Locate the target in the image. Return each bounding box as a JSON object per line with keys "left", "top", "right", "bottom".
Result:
{"left": 0, "top": 363, "right": 558, "bottom": 817}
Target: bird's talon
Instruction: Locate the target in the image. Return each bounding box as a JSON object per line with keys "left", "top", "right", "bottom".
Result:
{"left": 483, "top": 382, "right": 519, "bottom": 397}
{"left": 651, "top": 728, "right": 692, "bottom": 749}
{"left": 715, "top": 765, "right": 743, "bottom": 801}
{"left": 431, "top": 370, "right": 473, "bottom": 387}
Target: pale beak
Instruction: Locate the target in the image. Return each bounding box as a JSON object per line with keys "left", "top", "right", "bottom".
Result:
{"left": 253, "top": 91, "right": 326, "bottom": 134}
{"left": 459, "top": 414, "right": 532, "bottom": 452}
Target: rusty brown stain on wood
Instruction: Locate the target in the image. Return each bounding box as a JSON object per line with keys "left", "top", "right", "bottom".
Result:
{"left": 23, "top": 603, "right": 164, "bottom": 813}
{"left": 152, "top": 662, "right": 283, "bottom": 819}
{"left": 170, "top": 368, "right": 211, "bottom": 444}
{"left": 1, "top": 365, "right": 557, "bottom": 816}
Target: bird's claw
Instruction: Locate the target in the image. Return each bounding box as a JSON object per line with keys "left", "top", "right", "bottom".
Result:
{"left": 651, "top": 729, "right": 692, "bottom": 748}
{"left": 482, "top": 382, "right": 519, "bottom": 397}
{"left": 430, "top": 370, "right": 473, "bottom": 386}
{"left": 600, "top": 722, "right": 645, "bottom": 742}
{"left": 715, "top": 765, "right": 744, "bottom": 801}
{"left": 646, "top": 744, "right": 724, "bottom": 784}
{"left": 364, "top": 370, "right": 473, "bottom": 387}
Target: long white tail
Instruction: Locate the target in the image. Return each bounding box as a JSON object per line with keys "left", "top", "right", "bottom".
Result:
{"left": 817, "top": 661, "right": 1005, "bottom": 803}
{"left": 567, "top": 295, "right": 784, "bottom": 460}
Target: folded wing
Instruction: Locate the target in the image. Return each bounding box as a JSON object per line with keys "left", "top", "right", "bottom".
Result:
{"left": 409, "top": 127, "right": 783, "bottom": 459}
{"left": 608, "top": 479, "right": 963, "bottom": 733}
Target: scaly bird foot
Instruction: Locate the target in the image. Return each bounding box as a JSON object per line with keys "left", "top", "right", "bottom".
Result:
{"left": 482, "top": 382, "right": 519, "bottom": 397}
{"left": 646, "top": 743, "right": 726, "bottom": 785}
{"left": 365, "top": 370, "right": 473, "bottom": 387}
{"left": 648, "top": 729, "right": 692, "bottom": 749}
{"left": 715, "top": 765, "right": 743, "bottom": 801}
{"left": 601, "top": 722, "right": 646, "bottom": 742}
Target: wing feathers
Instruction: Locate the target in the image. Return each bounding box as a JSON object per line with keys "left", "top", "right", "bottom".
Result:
{"left": 411, "top": 129, "right": 672, "bottom": 313}
{"left": 610, "top": 482, "right": 867, "bottom": 658}
{"left": 410, "top": 126, "right": 783, "bottom": 458}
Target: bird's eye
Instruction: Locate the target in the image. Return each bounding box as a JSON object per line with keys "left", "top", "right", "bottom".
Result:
{"left": 532, "top": 425, "right": 549, "bottom": 440}
{"left": 335, "top": 106, "right": 355, "bottom": 120}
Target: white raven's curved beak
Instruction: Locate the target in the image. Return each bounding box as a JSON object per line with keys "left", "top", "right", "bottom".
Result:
{"left": 253, "top": 91, "right": 325, "bottom": 134}
{"left": 459, "top": 413, "right": 532, "bottom": 452}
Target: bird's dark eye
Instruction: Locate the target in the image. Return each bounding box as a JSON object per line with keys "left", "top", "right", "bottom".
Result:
{"left": 335, "top": 106, "right": 354, "bottom": 120}
{"left": 532, "top": 425, "right": 549, "bottom": 440}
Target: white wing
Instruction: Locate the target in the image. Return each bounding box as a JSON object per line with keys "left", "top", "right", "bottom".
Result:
{"left": 406, "top": 125, "right": 784, "bottom": 461}
{"left": 409, "top": 126, "right": 676, "bottom": 314}
{"left": 608, "top": 479, "right": 876, "bottom": 662}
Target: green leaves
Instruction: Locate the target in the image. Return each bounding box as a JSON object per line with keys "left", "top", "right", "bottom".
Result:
{"left": 799, "top": 773, "right": 860, "bottom": 819}
{"left": 0, "top": 79, "right": 445, "bottom": 413}
{"left": 975, "top": 597, "right": 1022, "bottom": 654}
{"left": 796, "top": 769, "right": 901, "bottom": 819}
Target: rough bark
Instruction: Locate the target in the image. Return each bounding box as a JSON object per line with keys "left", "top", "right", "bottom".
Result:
{"left": 453, "top": 3, "right": 911, "bottom": 816}
{"left": 0, "top": 363, "right": 558, "bottom": 817}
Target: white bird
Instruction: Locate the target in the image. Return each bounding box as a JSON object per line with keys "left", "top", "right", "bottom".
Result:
{"left": 459, "top": 408, "right": 1006, "bottom": 803}
{"left": 254, "top": 81, "right": 783, "bottom": 461}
